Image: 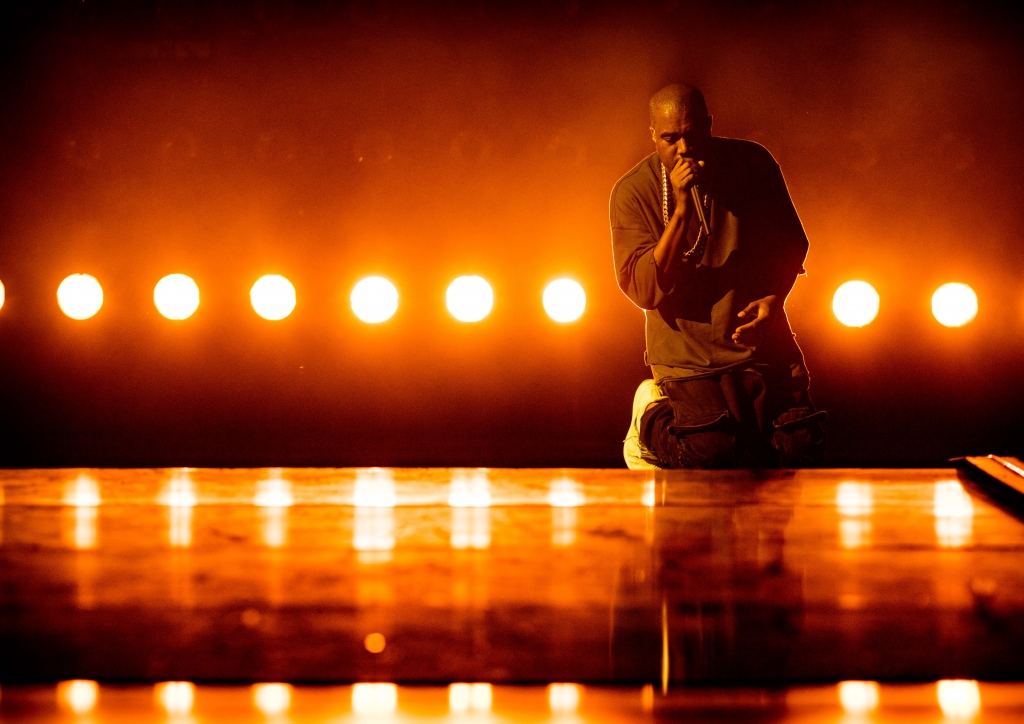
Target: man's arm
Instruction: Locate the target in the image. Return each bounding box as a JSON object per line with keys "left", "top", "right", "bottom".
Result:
{"left": 652, "top": 157, "right": 703, "bottom": 276}
{"left": 610, "top": 159, "right": 703, "bottom": 310}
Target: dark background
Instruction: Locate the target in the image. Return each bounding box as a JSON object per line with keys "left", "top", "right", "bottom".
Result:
{"left": 0, "top": 0, "right": 1021, "bottom": 468}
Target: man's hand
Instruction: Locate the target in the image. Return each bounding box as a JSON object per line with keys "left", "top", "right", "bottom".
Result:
{"left": 732, "top": 295, "right": 777, "bottom": 347}
{"left": 668, "top": 157, "right": 704, "bottom": 218}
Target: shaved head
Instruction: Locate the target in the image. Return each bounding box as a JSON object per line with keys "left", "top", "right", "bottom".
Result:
{"left": 649, "top": 83, "right": 708, "bottom": 125}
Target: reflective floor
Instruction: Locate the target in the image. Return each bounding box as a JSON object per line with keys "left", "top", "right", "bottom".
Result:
{"left": 1, "top": 467, "right": 1023, "bottom": 694}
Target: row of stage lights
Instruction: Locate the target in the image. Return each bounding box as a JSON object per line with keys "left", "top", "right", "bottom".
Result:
{"left": 0, "top": 275, "right": 980, "bottom": 327}
{"left": 0, "top": 274, "right": 587, "bottom": 324}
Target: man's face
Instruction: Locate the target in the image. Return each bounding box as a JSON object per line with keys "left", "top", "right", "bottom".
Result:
{"left": 650, "top": 108, "right": 712, "bottom": 171}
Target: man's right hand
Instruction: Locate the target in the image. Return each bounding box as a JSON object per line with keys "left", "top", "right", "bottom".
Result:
{"left": 669, "top": 157, "right": 704, "bottom": 219}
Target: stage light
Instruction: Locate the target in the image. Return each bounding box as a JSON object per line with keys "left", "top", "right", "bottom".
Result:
{"left": 352, "top": 683, "right": 397, "bottom": 715}
{"left": 446, "top": 275, "right": 493, "bottom": 322}
{"left": 832, "top": 281, "right": 879, "bottom": 327}
{"left": 838, "top": 681, "right": 879, "bottom": 714}
{"left": 932, "top": 283, "right": 978, "bottom": 327}
{"left": 937, "top": 680, "right": 981, "bottom": 718}
{"left": 252, "top": 683, "right": 291, "bottom": 715}
{"left": 548, "top": 683, "right": 581, "bottom": 712}
{"left": 155, "top": 682, "right": 195, "bottom": 715}
{"left": 0, "top": 278, "right": 5, "bottom": 311}
{"left": 250, "top": 274, "right": 296, "bottom": 320}
{"left": 543, "top": 278, "right": 586, "bottom": 322}
{"left": 153, "top": 274, "right": 200, "bottom": 320}
{"left": 57, "top": 680, "right": 98, "bottom": 714}
{"left": 57, "top": 274, "right": 103, "bottom": 320}
{"left": 351, "top": 276, "right": 399, "bottom": 323}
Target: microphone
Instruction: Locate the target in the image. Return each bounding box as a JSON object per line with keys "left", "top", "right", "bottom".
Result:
{"left": 690, "top": 184, "right": 711, "bottom": 236}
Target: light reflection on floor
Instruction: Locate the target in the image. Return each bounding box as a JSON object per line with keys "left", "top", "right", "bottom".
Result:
{"left": 1, "top": 680, "right": 1019, "bottom": 722}
{"left": 3, "top": 467, "right": 1024, "bottom": 686}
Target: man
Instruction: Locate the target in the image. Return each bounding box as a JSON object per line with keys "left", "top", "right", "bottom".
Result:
{"left": 611, "top": 83, "right": 825, "bottom": 470}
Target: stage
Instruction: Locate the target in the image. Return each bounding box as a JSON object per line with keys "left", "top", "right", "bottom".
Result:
{"left": 1, "top": 466, "right": 1023, "bottom": 721}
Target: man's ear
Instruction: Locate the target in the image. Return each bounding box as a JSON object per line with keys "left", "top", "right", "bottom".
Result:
{"left": 650, "top": 125, "right": 657, "bottom": 144}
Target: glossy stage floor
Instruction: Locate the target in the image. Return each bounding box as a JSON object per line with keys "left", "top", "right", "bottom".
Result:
{"left": 2, "top": 465, "right": 1023, "bottom": 722}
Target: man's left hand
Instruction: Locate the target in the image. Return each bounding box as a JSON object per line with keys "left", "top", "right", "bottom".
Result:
{"left": 732, "top": 295, "right": 777, "bottom": 347}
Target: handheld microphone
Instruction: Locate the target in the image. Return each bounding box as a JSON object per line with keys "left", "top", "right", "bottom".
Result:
{"left": 690, "top": 185, "right": 711, "bottom": 236}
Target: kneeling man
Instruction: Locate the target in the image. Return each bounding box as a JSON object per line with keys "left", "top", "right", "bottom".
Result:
{"left": 611, "top": 83, "right": 826, "bottom": 469}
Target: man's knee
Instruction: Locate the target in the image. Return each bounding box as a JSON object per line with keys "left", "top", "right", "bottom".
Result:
{"left": 680, "top": 430, "right": 738, "bottom": 469}
{"left": 772, "top": 407, "right": 827, "bottom": 467}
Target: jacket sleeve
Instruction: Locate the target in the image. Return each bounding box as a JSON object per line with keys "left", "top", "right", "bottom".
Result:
{"left": 610, "top": 184, "right": 674, "bottom": 311}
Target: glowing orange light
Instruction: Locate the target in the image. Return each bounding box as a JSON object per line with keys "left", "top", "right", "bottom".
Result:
{"left": 352, "top": 683, "right": 398, "bottom": 715}
{"left": 351, "top": 276, "right": 399, "bottom": 323}
{"left": 932, "top": 283, "right": 978, "bottom": 327}
{"left": 832, "top": 281, "right": 879, "bottom": 327}
{"left": 57, "top": 680, "right": 98, "bottom": 714}
{"left": 0, "top": 278, "right": 5, "bottom": 312}
{"left": 254, "top": 472, "right": 294, "bottom": 507}
{"left": 446, "top": 275, "right": 493, "bottom": 322}
{"left": 548, "top": 683, "right": 581, "bottom": 712}
{"left": 449, "top": 683, "right": 492, "bottom": 713}
{"left": 364, "top": 632, "right": 386, "bottom": 653}
{"left": 252, "top": 683, "right": 291, "bottom": 715}
{"left": 937, "top": 680, "right": 981, "bottom": 718}
{"left": 154, "top": 274, "right": 200, "bottom": 320}
{"left": 155, "top": 681, "right": 195, "bottom": 715}
{"left": 57, "top": 274, "right": 104, "bottom": 320}
{"left": 934, "top": 480, "right": 974, "bottom": 548}
{"left": 838, "top": 680, "right": 879, "bottom": 714}
{"left": 543, "top": 278, "right": 586, "bottom": 322}
{"left": 250, "top": 274, "right": 296, "bottom": 320}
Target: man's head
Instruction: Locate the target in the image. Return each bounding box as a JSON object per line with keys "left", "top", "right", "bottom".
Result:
{"left": 649, "top": 83, "right": 712, "bottom": 170}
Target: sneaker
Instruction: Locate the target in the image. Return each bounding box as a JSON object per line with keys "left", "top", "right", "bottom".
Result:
{"left": 623, "top": 379, "right": 667, "bottom": 470}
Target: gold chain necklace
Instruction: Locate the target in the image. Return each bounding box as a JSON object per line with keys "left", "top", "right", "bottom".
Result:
{"left": 661, "top": 162, "right": 710, "bottom": 261}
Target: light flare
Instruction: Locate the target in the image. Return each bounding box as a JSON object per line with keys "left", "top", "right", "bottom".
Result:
{"left": 57, "top": 274, "right": 104, "bottom": 320}
{"left": 832, "top": 280, "right": 879, "bottom": 327}
{"left": 155, "top": 681, "right": 195, "bottom": 715}
{"left": 250, "top": 274, "right": 296, "bottom": 320}
{"left": 57, "top": 680, "right": 98, "bottom": 714}
{"left": 446, "top": 275, "right": 493, "bottom": 322}
{"left": 937, "top": 679, "right": 981, "bottom": 718}
{"left": 932, "top": 283, "right": 978, "bottom": 327}
{"left": 543, "top": 278, "right": 586, "bottom": 322}
{"left": 352, "top": 683, "right": 398, "bottom": 715}
{"left": 153, "top": 274, "right": 200, "bottom": 320}
{"left": 838, "top": 680, "right": 879, "bottom": 714}
{"left": 350, "top": 276, "right": 399, "bottom": 323}
{"left": 252, "top": 683, "right": 291, "bottom": 716}
{"left": 449, "top": 683, "right": 492, "bottom": 713}
{"left": 548, "top": 683, "right": 581, "bottom": 712}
